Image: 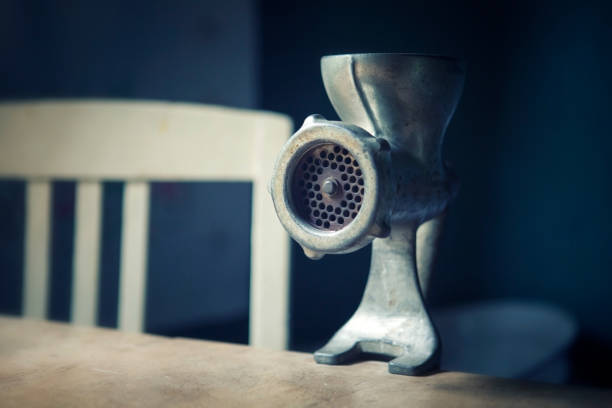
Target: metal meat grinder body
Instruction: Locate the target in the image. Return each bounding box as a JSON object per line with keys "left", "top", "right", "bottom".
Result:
{"left": 270, "top": 53, "right": 465, "bottom": 375}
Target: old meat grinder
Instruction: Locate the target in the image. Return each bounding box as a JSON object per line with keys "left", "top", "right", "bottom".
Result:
{"left": 270, "top": 53, "right": 465, "bottom": 375}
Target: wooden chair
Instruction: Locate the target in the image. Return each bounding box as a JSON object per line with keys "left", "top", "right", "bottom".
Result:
{"left": 0, "top": 100, "right": 292, "bottom": 350}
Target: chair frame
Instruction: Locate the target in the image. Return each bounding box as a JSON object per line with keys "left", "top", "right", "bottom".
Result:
{"left": 0, "top": 99, "right": 292, "bottom": 350}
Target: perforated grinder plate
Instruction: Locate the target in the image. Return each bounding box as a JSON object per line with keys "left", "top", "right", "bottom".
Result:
{"left": 291, "top": 143, "right": 365, "bottom": 231}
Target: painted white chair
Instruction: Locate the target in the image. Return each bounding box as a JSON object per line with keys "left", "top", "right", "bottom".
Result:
{"left": 0, "top": 100, "right": 292, "bottom": 350}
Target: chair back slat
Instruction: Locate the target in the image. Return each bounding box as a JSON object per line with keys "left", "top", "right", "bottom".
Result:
{"left": 23, "top": 181, "right": 52, "bottom": 319}
{"left": 71, "top": 181, "right": 102, "bottom": 325}
{"left": 118, "top": 181, "right": 150, "bottom": 333}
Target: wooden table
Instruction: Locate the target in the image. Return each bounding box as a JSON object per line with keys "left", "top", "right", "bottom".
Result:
{"left": 1, "top": 316, "right": 610, "bottom": 407}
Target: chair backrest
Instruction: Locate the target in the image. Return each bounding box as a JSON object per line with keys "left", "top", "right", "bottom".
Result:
{"left": 0, "top": 100, "right": 292, "bottom": 350}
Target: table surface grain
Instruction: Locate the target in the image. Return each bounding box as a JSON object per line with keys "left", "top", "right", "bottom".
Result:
{"left": 0, "top": 316, "right": 610, "bottom": 408}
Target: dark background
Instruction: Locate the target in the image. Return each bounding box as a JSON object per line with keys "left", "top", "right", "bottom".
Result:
{"left": 1, "top": 0, "right": 611, "bottom": 387}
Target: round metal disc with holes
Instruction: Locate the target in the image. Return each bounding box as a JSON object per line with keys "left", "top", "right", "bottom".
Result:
{"left": 291, "top": 143, "right": 365, "bottom": 231}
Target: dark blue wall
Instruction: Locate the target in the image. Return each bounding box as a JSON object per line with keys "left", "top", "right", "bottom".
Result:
{"left": 0, "top": 0, "right": 257, "bottom": 106}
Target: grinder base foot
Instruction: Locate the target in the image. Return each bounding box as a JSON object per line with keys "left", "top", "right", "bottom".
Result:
{"left": 313, "top": 313, "right": 440, "bottom": 376}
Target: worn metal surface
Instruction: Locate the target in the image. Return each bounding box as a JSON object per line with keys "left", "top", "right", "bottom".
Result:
{"left": 270, "top": 53, "right": 465, "bottom": 374}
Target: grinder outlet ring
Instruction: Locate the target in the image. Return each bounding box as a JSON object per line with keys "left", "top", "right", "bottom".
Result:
{"left": 269, "top": 116, "right": 390, "bottom": 256}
